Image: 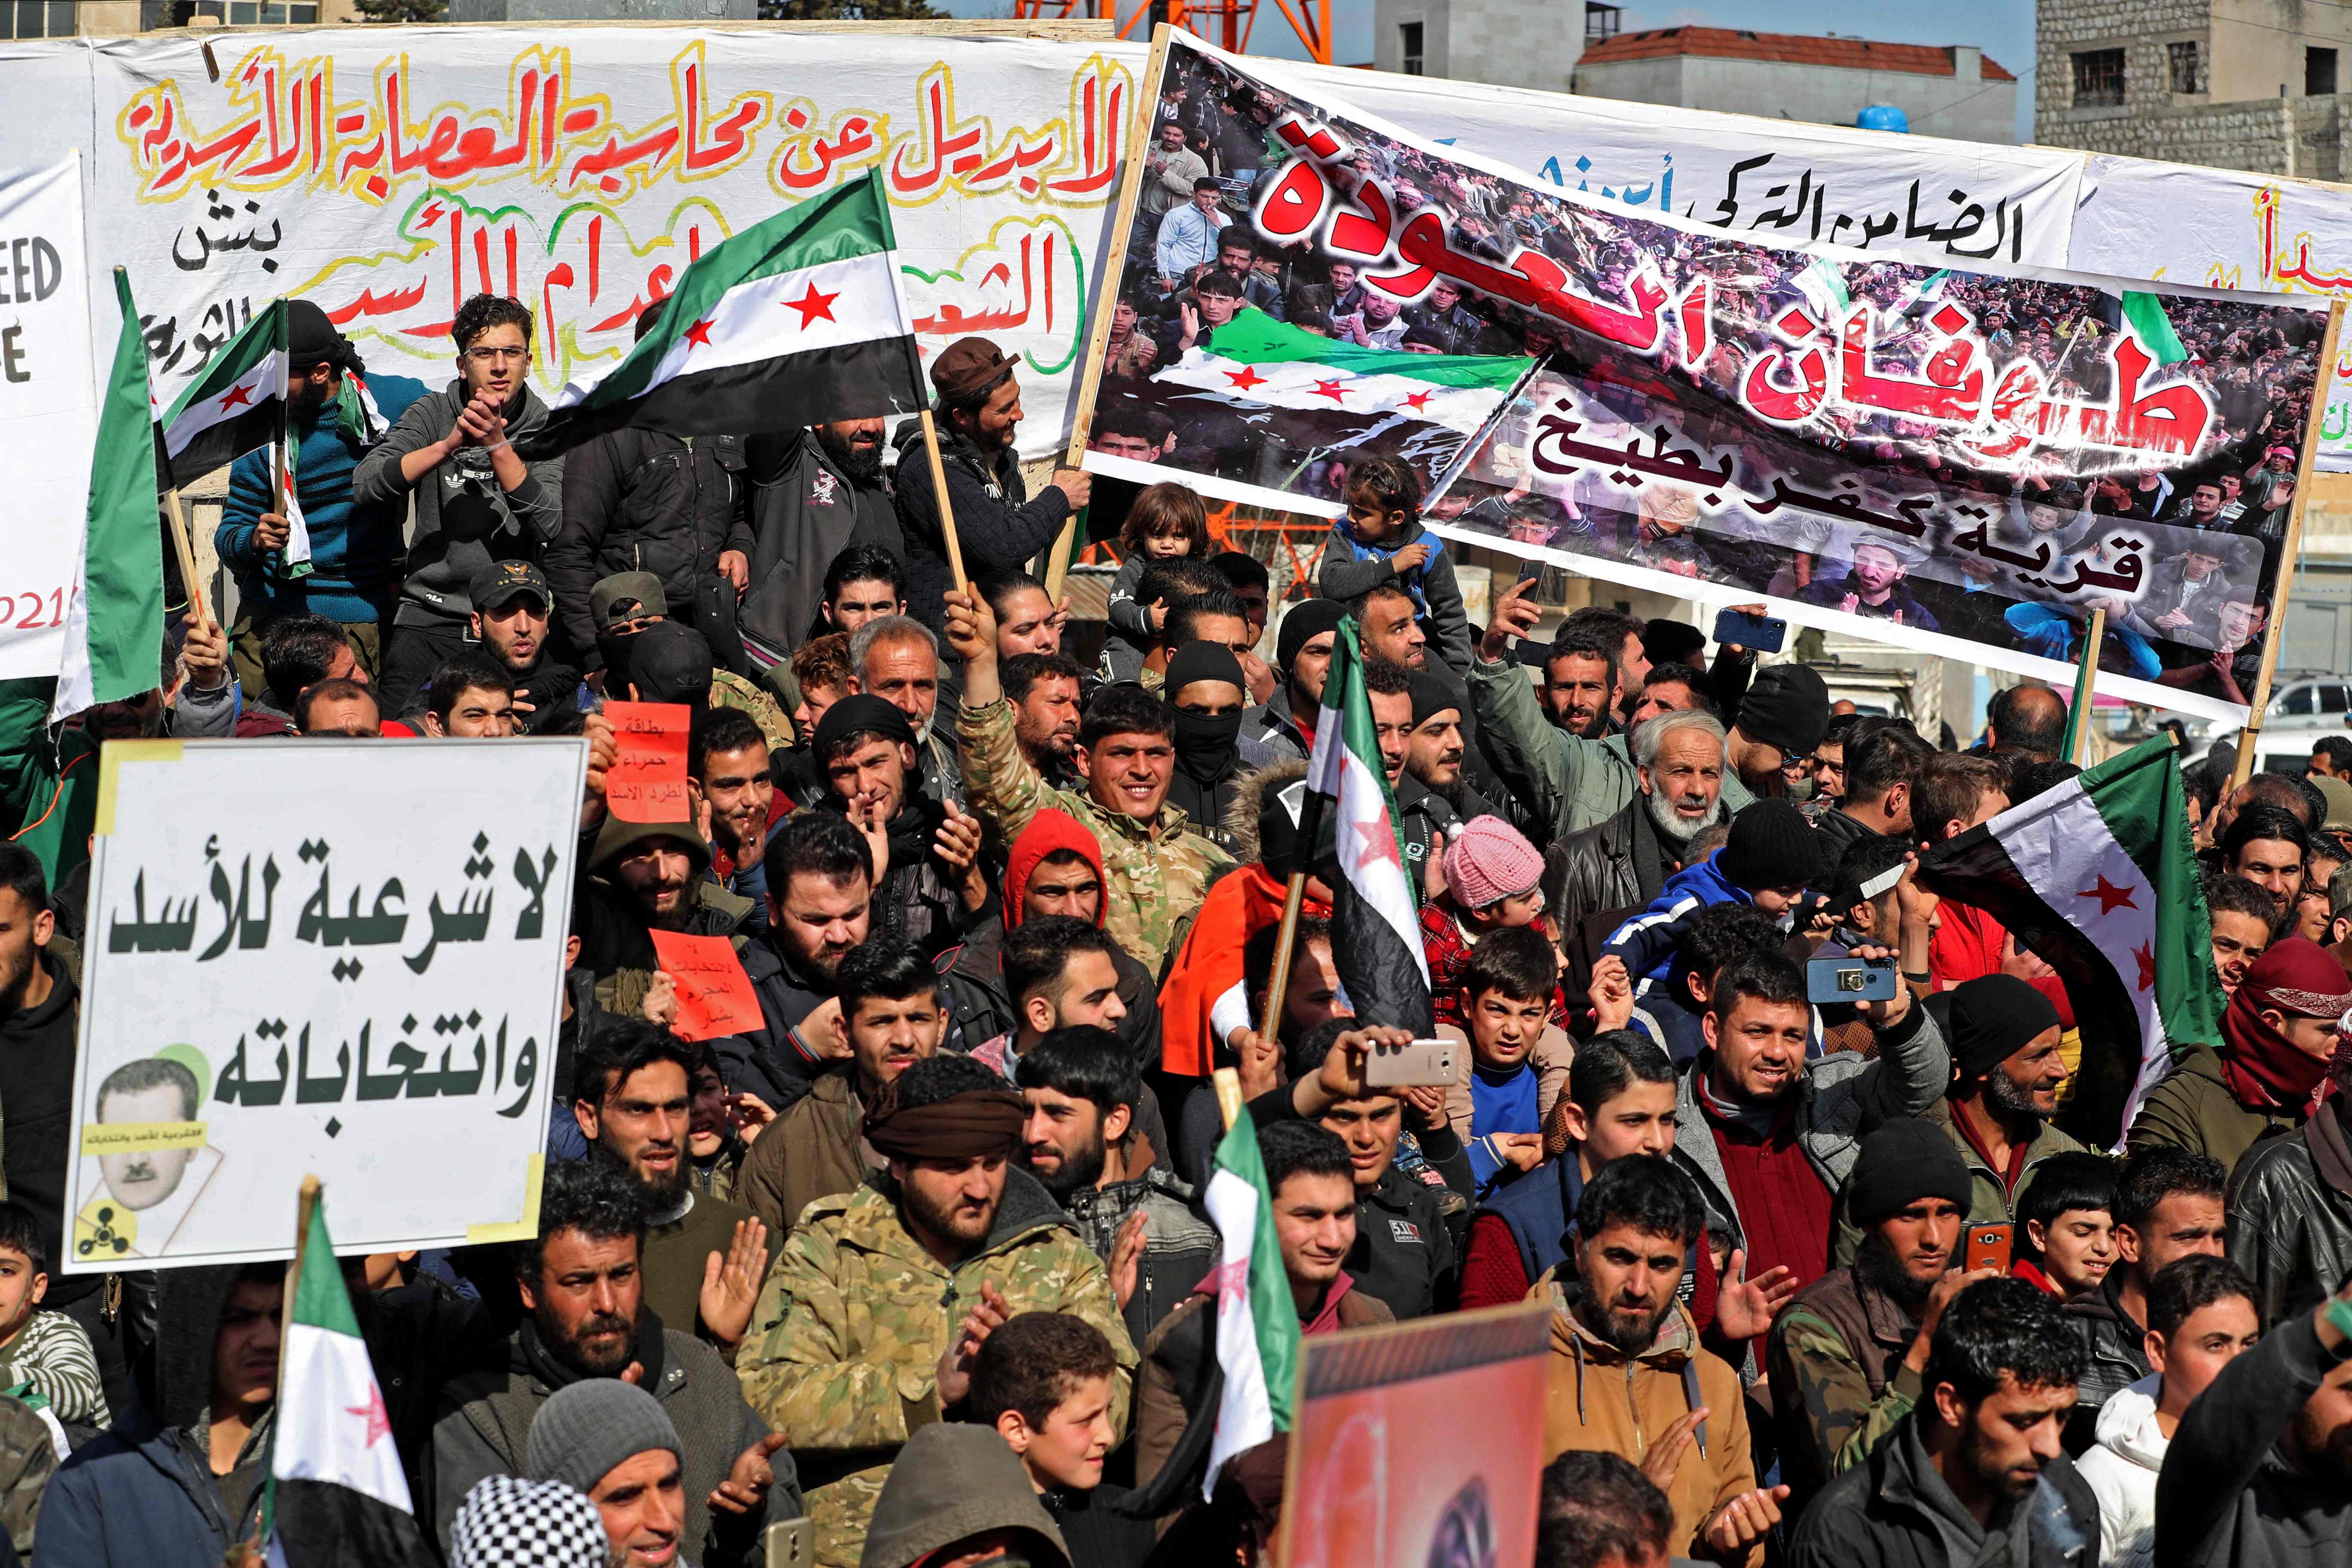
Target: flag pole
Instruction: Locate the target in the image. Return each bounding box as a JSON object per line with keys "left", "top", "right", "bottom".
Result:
{"left": 257, "top": 1172, "right": 321, "bottom": 1549}
{"left": 2234, "top": 296, "right": 2346, "bottom": 789}
{"left": 917, "top": 409, "right": 970, "bottom": 597}
{"left": 1257, "top": 780, "right": 1328, "bottom": 1053}
{"left": 1045, "top": 22, "right": 1174, "bottom": 600}
{"left": 2068, "top": 605, "right": 2105, "bottom": 766}
{"left": 161, "top": 488, "right": 212, "bottom": 627}
{"left": 1213, "top": 1066, "right": 1244, "bottom": 1133}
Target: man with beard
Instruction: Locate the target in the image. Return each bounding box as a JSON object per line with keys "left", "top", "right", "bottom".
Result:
{"left": 215, "top": 300, "right": 426, "bottom": 686}
{"left": 1770, "top": 1119, "right": 1991, "bottom": 1505}
{"left": 568, "top": 808, "right": 750, "bottom": 1018}
{"left": 978, "top": 570, "right": 1069, "bottom": 660}
{"left": 813, "top": 695, "right": 987, "bottom": 963}
{"left": 1161, "top": 642, "right": 1249, "bottom": 854}
{"left": 736, "top": 943, "right": 943, "bottom": 1240}
{"left": 1812, "top": 720, "right": 1931, "bottom": 858}
{"left": 738, "top": 1054, "right": 1133, "bottom": 1568}
{"left": 1543, "top": 626, "right": 1618, "bottom": 739}
{"left": 893, "top": 338, "right": 1090, "bottom": 634}
{"left": 1002, "top": 652, "right": 1084, "bottom": 790}
{"left": 2161, "top": 1262, "right": 2352, "bottom": 1565}
{"left": 724, "top": 809, "right": 875, "bottom": 1111}
{"left": 1540, "top": 1155, "right": 1782, "bottom": 1566}
{"left": 1017, "top": 1027, "right": 1219, "bottom": 1346}
{"left": 1240, "top": 598, "right": 1346, "bottom": 767}
{"left": 429, "top": 1160, "right": 797, "bottom": 1562}
{"left": 356, "top": 293, "right": 566, "bottom": 714}
{"left": 1901, "top": 977, "right": 2084, "bottom": 1253}
{"left": 1553, "top": 710, "right": 1728, "bottom": 919}
{"left": 545, "top": 304, "right": 752, "bottom": 677}
{"left": 467, "top": 560, "right": 586, "bottom": 735}
{"left": 1564, "top": 606, "right": 1652, "bottom": 729}
{"left": 571, "top": 1023, "right": 773, "bottom": 1355}
{"left": 1404, "top": 670, "right": 1504, "bottom": 824}
{"left": 1787, "top": 1280, "right": 2096, "bottom": 1568}
{"left": 740, "top": 420, "right": 902, "bottom": 666}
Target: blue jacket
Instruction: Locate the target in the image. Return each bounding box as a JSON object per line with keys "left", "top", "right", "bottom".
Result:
{"left": 216, "top": 372, "right": 428, "bottom": 625}
{"left": 1603, "top": 853, "right": 1752, "bottom": 986}
{"left": 1481, "top": 1152, "right": 1585, "bottom": 1288}
{"left": 33, "top": 1424, "right": 256, "bottom": 1568}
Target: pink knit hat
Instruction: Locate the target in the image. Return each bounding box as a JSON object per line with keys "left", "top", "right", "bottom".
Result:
{"left": 1442, "top": 815, "right": 1544, "bottom": 910}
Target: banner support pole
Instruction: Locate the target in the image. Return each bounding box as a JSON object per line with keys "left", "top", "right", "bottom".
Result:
{"left": 1045, "top": 22, "right": 1173, "bottom": 602}
{"left": 918, "top": 409, "right": 970, "bottom": 597}
{"left": 2233, "top": 296, "right": 2346, "bottom": 790}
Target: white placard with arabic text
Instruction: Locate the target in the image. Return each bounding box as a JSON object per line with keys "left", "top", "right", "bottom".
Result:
{"left": 66, "top": 738, "right": 584, "bottom": 1270}
{"left": 0, "top": 155, "right": 95, "bottom": 683}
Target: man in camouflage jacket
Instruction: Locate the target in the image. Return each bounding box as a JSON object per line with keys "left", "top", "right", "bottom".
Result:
{"left": 1765, "top": 1118, "right": 1979, "bottom": 1508}
{"left": 944, "top": 587, "right": 1230, "bottom": 975}
{"left": 735, "top": 1057, "right": 1136, "bottom": 1568}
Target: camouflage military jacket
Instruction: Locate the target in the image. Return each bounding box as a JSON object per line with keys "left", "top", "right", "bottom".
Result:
{"left": 737, "top": 1166, "right": 1138, "bottom": 1568}
{"left": 956, "top": 695, "right": 1232, "bottom": 974}
{"left": 709, "top": 669, "right": 794, "bottom": 754}
{"left": 1764, "top": 1264, "right": 1924, "bottom": 1507}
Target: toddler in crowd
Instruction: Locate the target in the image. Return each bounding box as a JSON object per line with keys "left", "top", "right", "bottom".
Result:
{"left": 1102, "top": 482, "right": 1212, "bottom": 682}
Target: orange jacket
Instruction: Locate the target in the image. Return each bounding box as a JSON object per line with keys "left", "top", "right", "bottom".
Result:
{"left": 1156, "top": 864, "right": 1330, "bottom": 1077}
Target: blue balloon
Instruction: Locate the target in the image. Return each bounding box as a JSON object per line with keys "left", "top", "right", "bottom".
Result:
{"left": 1856, "top": 104, "right": 1910, "bottom": 133}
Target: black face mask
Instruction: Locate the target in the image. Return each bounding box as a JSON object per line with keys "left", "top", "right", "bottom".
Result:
{"left": 1172, "top": 708, "right": 1242, "bottom": 782}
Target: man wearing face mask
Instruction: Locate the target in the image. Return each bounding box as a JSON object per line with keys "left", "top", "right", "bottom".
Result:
{"left": 740, "top": 419, "right": 903, "bottom": 674}
{"left": 1161, "top": 642, "right": 1249, "bottom": 854}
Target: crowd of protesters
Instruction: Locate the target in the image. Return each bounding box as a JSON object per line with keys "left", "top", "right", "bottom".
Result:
{"left": 3, "top": 276, "right": 2352, "bottom": 1568}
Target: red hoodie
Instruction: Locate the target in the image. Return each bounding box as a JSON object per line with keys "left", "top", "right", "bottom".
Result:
{"left": 1004, "top": 808, "right": 1109, "bottom": 930}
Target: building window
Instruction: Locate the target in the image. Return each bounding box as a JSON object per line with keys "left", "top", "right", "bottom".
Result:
{"left": 3, "top": 1, "right": 77, "bottom": 36}
{"left": 2072, "top": 48, "right": 2126, "bottom": 108}
{"left": 178, "top": 0, "right": 318, "bottom": 18}
{"left": 2309, "top": 46, "right": 2339, "bottom": 96}
{"left": 1398, "top": 20, "right": 1423, "bottom": 76}
{"left": 1585, "top": 3, "right": 1622, "bottom": 45}
{"left": 2168, "top": 40, "right": 2202, "bottom": 94}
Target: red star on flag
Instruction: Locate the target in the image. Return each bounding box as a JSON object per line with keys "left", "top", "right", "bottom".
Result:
{"left": 346, "top": 1385, "right": 392, "bottom": 1448}
{"left": 2135, "top": 943, "right": 2156, "bottom": 994}
{"left": 1208, "top": 1256, "right": 1250, "bottom": 1308}
{"left": 784, "top": 283, "right": 839, "bottom": 328}
{"left": 1309, "top": 378, "right": 1349, "bottom": 404}
{"left": 1400, "top": 389, "right": 1435, "bottom": 412}
{"left": 1224, "top": 365, "right": 1268, "bottom": 392}
{"left": 217, "top": 383, "right": 254, "bottom": 412}
{"left": 683, "top": 317, "right": 715, "bottom": 348}
{"left": 2077, "top": 875, "right": 2138, "bottom": 916}
{"left": 1352, "top": 808, "right": 1403, "bottom": 873}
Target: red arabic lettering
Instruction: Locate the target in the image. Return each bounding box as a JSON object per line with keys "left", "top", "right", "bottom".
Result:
{"left": 1740, "top": 306, "right": 1832, "bottom": 425}
{"left": 1323, "top": 177, "right": 1395, "bottom": 265}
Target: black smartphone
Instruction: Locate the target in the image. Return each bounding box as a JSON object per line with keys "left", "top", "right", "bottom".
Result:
{"left": 1516, "top": 557, "right": 1545, "bottom": 584}
{"left": 1712, "top": 606, "right": 1787, "bottom": 653}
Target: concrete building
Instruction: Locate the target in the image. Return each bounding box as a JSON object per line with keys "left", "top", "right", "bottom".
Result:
{"left": 447, "top": 0, "right": 749, "bottom": 17}
{"left": 1370, "top": 0, "right": 1590, "bottom": 94}
{"left": 3, "top": 0, "right": 358, "bottom": 37}
{"left": 1571, "top": 26, "right": 2018, "bottom": 144}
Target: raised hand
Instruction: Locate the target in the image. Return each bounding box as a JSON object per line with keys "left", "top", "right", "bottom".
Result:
{"left": 1479, "top": 575, "right": 1545, "bottom": 662}
{"left": 1703, "top": 1487, "right": 1789, "bottom": 1557}
{"left": 708, "top": 1432, "right": 789, "bottom": 1516}
{"left": 1588, "top": 954, "right": 1634, "bottom": 1032}
{"left": 935, "top": 1279, "right": 1012, "bottom": 1407}
{"left": 1712, "top": 1249, "right": 1798, "bottom": 1343}
{"left": 1110, "top": 1210, "right": 1148, "bottom": 1312}
{"left": 1640, "top": 1406, "right": 1706, "bottom": 1491}
{"left": 698, "top": 1217, "right": 770, "bottom": 1349}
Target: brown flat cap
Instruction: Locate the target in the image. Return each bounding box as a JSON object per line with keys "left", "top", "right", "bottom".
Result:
{"left": 931, "top": 336, "right": 1014, "bottom": 401}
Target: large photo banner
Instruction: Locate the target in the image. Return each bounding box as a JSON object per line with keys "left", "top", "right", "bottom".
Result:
{"left": 82, "top": 28, "right": 1136, "bottom": 462}
{"left": 0, "top": 154, "right": 95, "bottom": 684}
{"left": 66, "top": 738, "right": 586, "bottom": 1270}
{"left": 1081, "top": 32, "right": 2334, "bottom": 722}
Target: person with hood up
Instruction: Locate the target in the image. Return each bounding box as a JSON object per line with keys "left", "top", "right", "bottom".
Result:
{"left": 569, "top": 811, "right": 751, "bottom": 1012}
{"left": 810, "top": 694, "right": 989, "bottom": 965}
{"left": 2131, "top": 937, "right": 2351, "bottom": 1173}
{"left": 2076, "top": 1255, "right": 2260, "bottom": 1568}
{"left": 1314, "top": 456, "right": 1473, "bottom": 675}
{"left": 355, "top": 293, "right": 565, "bottom": 715}
{"left": 857, "top": 1424, "right": 1072, "bottom": 1568}
{"left": 1159, "top": 641, "right": 1249, "bottom": 854}
{"left": 940, "top": 810, "right": 1163, "bottom": 1076}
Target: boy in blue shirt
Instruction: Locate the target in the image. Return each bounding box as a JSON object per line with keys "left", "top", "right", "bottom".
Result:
{"left": 1440, "top": 924, "right": 1575, "bottom": 1199}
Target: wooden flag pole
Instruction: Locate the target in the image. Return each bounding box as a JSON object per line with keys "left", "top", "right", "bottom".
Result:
{"left": 1213, "top": 1066, "right": 1244, "bottom": 1133}
{"left": 162, "top": 488, "right": 213, "bottom": 627}
{"left": 1044, "top": 22, "right": 1173, "bottom": 601}
{"left": 2234, "top": 296, "right": 2346, "bottom": 790}
{"left": 918, "top": 409, "right": 970, "bottom": 597}
{"left": 2069, "top": 606, "right": 2105, "bottom": 766}
{"left": 1259, "top": 871, "right": 1310, "bottom": 1052}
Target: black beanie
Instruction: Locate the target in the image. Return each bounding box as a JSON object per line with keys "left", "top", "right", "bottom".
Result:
{"left": 1736, "top": 664, "right": 1831, "bottom": 758}
{"left": 1934, "top": 974, "right": 2064, "bottom": 1081}
{"left": 1643, "top": 617, "right": 1706, "bottom": 668}
{"left": 1407, "top": 670, "right": 1460, "bottom": 729}
{"left": 1718, "top": 800, "right": 1824, "bottom": 894}
{"left": 1164, "top": 640, "right": 1247, "bottom": 698}
{"left": 1277, "top": 598, "right": 1350, "bottom": 672}
{"left": 1847, "top": 1118, "right": 1974, "bottom": 1225}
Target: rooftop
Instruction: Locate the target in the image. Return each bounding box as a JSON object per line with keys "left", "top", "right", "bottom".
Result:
{"left": 1579, "top": 26, "right": 2016, "bottom": 82}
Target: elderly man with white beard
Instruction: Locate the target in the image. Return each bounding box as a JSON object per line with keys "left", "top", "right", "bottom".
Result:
{"left": 1551, "top": 709, "right": 1730, "bottom": 920}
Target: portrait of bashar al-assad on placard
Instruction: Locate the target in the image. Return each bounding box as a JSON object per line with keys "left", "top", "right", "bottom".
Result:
{"left": 74, "top": 1056, "right": 223, "bottom": 1263}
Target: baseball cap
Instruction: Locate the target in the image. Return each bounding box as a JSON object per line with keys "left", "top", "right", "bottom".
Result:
{"left": 589, "top": 571, "right": 668, "bottom": 633}
{"left": 469, "top": 559, "right": 551, "bottom": 613}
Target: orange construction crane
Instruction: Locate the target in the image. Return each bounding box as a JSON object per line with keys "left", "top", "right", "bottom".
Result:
{"left": 1012, "top": 0, "right": 1333, "bottom": 66}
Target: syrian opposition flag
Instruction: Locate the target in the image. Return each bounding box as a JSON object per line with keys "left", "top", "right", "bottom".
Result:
{"left": 263, "top": 1193, "right": 437, "bottom": 1568}
{"left": 1199, "top": 1108, "right": 1300, "bottom": 1499}
{"left": 1918, "top": 738, "right": 2224, "bottom": 1148}
{"left": 52, "top": 270, "right": 165, "bottom": 723}
{"left": 1305, "top": 616, "right": 1435, "bottom": 1036}
{"left": 519, "top": 169, "right": 925, "bottom": 458}
{"left": 1156, "top": 306, "right": 1530, "bottom": 435}
{"left": 273, "top": 370, "right": 386, "bottom": 583}
{"left": 159, "top": 298, "right": 285, "bottom": 489}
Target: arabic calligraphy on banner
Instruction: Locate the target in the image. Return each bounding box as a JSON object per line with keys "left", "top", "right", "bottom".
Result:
{"left": 66, "top": 738, "right": 586, "bottom": 1270}
{"left": 1084, "top": 34, "right": 2329, "bottom": 724}
{"left": 86, "top": 30, "right": 1129, "bottom": 460}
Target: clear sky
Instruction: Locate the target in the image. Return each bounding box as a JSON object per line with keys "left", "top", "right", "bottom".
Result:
{"left": 932, "top": 0, "right": 2040, "bottom": 142}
